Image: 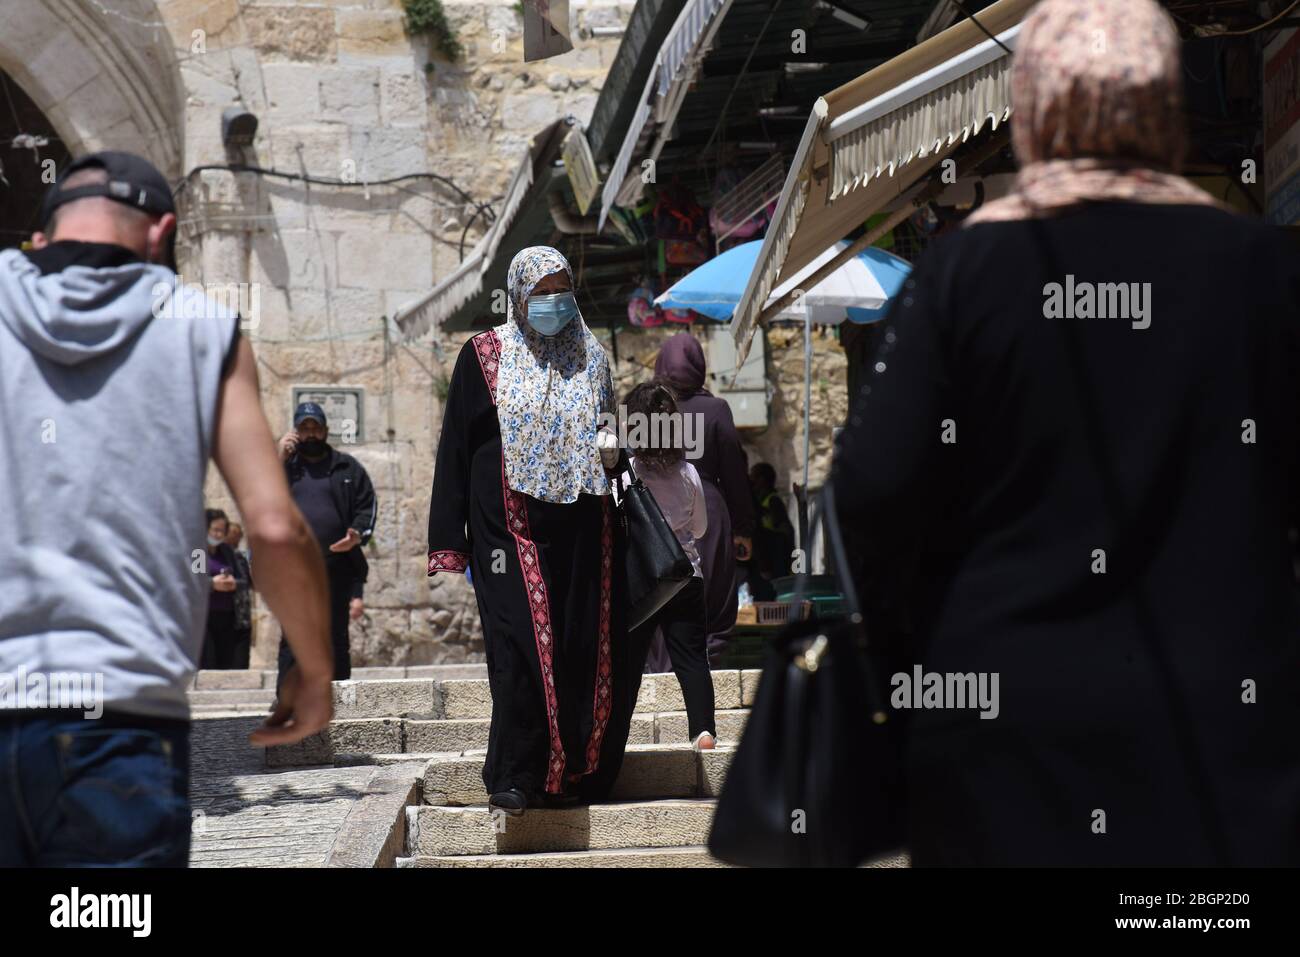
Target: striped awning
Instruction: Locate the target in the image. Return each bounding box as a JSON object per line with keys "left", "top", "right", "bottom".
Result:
{"left": 729, "top": 0, "right": 1038, "bottom": 363}
{"left": 596, "top": 0, "right": 733, "bottom": 230}
{"left": 394, "top": 120, "right": 567, "bottom": 338}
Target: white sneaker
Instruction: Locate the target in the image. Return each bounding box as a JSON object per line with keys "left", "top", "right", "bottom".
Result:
{"left": 691, "top": 731, "right": 716, "bottom": 752}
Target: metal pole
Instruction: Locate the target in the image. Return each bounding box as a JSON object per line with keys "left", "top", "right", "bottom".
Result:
{"left": 801, "top": 304, "right": 812, "bottom": 552}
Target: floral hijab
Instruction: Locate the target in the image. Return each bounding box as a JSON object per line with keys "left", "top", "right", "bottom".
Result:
{"left": 495, "top": 246, "right": 613, "bottom": 503}
{"left": 967, "top": 0, "right": 1225, "bottom": 226}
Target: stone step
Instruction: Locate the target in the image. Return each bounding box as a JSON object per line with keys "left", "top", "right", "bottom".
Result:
{"left": 334, "top": 752, "right": 442, "bottom": 768}
{"left": 398, "top": 846, "right": 728, "bottom": 868}
{"left": 190, "top": 670, "right": 763, "bottom": 722}
{"left": 247, "top": 708, "right": 751, "bottom": 769}
{"left": 187, "top": 663, "right": 489, "bottom": 692}
{"left": 324, "top": 671, "right": 764, "bottom": 721}
{"left": 189, "top": 689, "right": 277, "bottom": 708}
{"left": 191, "top": 702, "right": 275, "bottom": 715}
{"left": 266, "top": 718, "right": 405, "bottom": 768}
{"left": 423, "top": 744, "right": 733, "bottom": 806}
{"left": 406, "top": 798, "right": 717, "bottom": 856}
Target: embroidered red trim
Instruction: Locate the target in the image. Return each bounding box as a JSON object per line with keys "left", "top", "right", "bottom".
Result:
{"left": 427, "top": 550, "right": 469, "bottom": 575}
{"left": 503, "top": 466, "right": 567, "bottom": 795}
{"left": 472, "top": 328, "right": 500, "bottom": 401}
{"left": 583, "top": 496, "right": 614, "bottom": 772}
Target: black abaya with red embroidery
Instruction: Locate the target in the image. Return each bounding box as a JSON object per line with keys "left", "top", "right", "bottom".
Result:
{"left": 427, "top": 330, "right": 633, "bottom": 799}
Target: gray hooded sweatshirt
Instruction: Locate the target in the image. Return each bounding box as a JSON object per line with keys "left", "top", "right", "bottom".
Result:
{"left": 0, "top": 247, "right": 238, "bottom": 720}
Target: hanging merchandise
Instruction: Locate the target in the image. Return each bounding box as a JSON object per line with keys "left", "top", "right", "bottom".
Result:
{"left": 662, "top": 238, "right": 709, "bottom": 267}
{"left": 909, "top": 203, "right": 941, "bottom": 236}
{"left": 627, "top": 285, "right": 665, "bottom": 327}
{"left": 709, "top": 159, "right": 783, "bottom": 246}
{"left": 653, "top": 179, "right": 710, "bottom": 243}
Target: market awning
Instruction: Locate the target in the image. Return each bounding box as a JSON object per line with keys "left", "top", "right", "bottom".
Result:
{"left": 729, "top": 0, "right": 1038, "bottom": 363}
{"left": 596, "top": 0, "right": 734, "bottom": 231}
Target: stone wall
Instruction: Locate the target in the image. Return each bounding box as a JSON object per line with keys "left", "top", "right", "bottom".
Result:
{"left": 177, "top": 0, "right": 632, "bottom": 666}
{"left": 3, "top": 0, "right": 847, "bottom": 667}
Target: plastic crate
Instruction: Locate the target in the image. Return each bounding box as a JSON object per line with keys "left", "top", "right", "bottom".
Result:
{"left": 734, "top": 600, "right": 811, "bottom": 627}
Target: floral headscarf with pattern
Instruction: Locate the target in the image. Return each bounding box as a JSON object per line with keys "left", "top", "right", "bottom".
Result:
{"left": 495, "top": 245, "right": 613, "bottom": 503}
{"left": 967, "top": 0, "right": 1224, "bottom": 226}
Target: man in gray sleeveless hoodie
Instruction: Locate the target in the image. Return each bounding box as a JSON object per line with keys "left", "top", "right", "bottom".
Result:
{"left": 0, "top": 152, "right": 334, "bottom": 866}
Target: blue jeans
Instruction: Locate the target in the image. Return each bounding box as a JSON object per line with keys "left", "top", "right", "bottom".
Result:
{"left": 0, "top": 710, "right": 191, "bottom": 867}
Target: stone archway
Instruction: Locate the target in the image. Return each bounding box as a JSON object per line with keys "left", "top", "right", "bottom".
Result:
{"left": 0, "top": 0, "right": 183, "bottom": 177}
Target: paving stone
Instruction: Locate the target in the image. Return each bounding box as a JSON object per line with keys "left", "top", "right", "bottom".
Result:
{"left": 407, "top": 799, "right": 716, "bottom": 856}
{"left": 326, "top": 766, "right": 422, "bottom": 868}
{"left": 405, "top": 713, "right": 654, "bottom": 753}
{"left": 333, "top": 679, "right": 438, "bottom": 718}
{"left": 398, "top": 846, "right": 729, "bottom": 868}
{"left": 189, "top": 766, "right": 376, "bottom": 868}
{"left": 403, "top": 717, "right": 490, "bottom": 753}
{"left": 640, "top": 671, "right": 741, "bottom": 713}
{"left": 406, "top": 664, "right": 488, "bottom": 680}
{"left": 190, "top": 715, "right": 267, "bottom": 777}
{"left": 700, "top": 747, "right": 733, "bottom": 798}
{"left": 188, "top": 689, "right": 275, "bottom": 709}
{"left": 436, "top": 678, "right": 493, "bottom": 719}
{"left": 265, "top": 718, "right": 403, "bottom": 767}
{"left": 194, "top": 670, "right": 265, "bottom": 690}
{"left": 334, "top": 752, "right": 440, "bottom": 768}
{"left": 655, "top": 709, "right": 749, "bottom": 745}
{"left": 422, "top": 744, "right": 711, "bottom": 806}
{"left": 351, "top": 667, "right": 409, "bottom": 680}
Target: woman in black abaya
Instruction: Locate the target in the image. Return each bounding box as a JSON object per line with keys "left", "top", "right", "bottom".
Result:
{"left": 427, "top": 246, "right": 627, "bottom": 814}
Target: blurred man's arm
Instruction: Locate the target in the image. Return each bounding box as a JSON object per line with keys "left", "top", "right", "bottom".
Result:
{"left": 212, "top": 335, "right": 333, "bottom": 745}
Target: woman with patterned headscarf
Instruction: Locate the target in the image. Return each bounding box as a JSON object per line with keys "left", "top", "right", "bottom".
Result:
{"left": 428, "top": 246, "right": 628, "bottom": 815}
{"left": 833, "top": 0, "right": 1300, "bottom": 865}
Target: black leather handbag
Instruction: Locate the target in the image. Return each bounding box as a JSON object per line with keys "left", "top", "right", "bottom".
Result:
{"left": 612, "top": 454, "right": 695, "bottom": 631}
{"left": 708, "top": 481, "right": 905, "bottom": 867}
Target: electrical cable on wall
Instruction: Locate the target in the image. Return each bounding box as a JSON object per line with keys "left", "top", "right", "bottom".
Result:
{"left": 175, "top": 162, "right": 502, "bottom": 260}
{"left": 175, "top": 163, "right": 495, "bottom": 223}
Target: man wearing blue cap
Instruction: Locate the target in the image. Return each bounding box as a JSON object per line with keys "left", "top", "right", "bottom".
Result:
{"left": 278, "top": 402, "right": 377, "bottom": 685}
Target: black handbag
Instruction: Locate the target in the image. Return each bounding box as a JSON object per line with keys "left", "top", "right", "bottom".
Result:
{"left": 612, "top": 453, "right": 695, "bottom": 632}
{"left": 708, "top": 481, "right": 905, "bottom": 867}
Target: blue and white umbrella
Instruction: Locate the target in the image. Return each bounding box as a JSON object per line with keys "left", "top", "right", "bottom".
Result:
{"left": 654, "top": 239, "right": 912, "bottom": 324}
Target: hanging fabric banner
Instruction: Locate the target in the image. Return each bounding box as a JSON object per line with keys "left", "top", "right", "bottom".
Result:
{"left": 523, "top": 0, "right": 574, "bottom": 62}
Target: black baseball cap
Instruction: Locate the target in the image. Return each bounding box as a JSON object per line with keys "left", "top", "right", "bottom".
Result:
{"left": 38, "top": 151, "right": 178, "bottom": 269}
{"left": 40, "top": 151, "right": 176, "bottom": 226}
{"left": 293, "top": 402, "right": 328, "bottom": 429}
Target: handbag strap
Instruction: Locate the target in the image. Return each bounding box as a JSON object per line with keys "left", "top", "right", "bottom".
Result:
{"left": 1028, "top": 216, "right": 1232, "bottom": 865}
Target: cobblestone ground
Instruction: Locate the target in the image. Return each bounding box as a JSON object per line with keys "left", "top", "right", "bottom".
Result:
{"left": 190, "top": 766, "right": 377, "bottom": 868}
{"left": 187, "top": 710, "right": 421, "bottom": 868}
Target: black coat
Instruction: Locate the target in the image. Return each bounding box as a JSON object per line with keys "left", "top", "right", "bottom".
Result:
{"left": 832, "top": 202, "right": 1300, "bottom": 866}
{"left": 285, "top": 444, "right": 376, "bottom": 597}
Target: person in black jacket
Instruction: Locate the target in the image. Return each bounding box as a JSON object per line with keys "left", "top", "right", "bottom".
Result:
{"left": 276, "top": 402, "right": 377, "bottom": 685}
{"left": 832, "top": 0, "right": 1300, "bottom": 866}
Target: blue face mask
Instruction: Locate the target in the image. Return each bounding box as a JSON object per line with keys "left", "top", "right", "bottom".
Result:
{"left": 525, "top": 291, "right": 580, "bottom": 337}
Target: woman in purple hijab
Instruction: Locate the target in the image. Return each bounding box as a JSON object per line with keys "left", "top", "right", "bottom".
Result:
{"left": 647, "top": 333, "right": 755, "bottom": 668}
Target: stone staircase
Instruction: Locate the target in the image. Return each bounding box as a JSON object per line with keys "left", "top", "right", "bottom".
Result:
{"left": 189, "top": 668, "right": 758, "bottom": 867}
{"left": 189, "top": 667, "right": 909, "bottom": 868}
